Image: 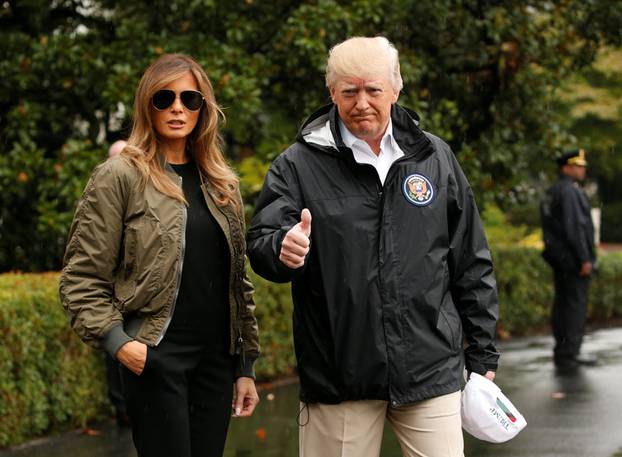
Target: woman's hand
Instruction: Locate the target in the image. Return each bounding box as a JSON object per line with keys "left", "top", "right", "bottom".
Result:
{"left": 116, "top": 340, "right": 148, "bottom": 375}
{"left": 233, "top": 377, "right": 260, "bottom": 417}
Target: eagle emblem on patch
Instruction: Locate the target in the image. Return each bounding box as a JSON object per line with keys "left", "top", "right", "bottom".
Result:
{"left": 403, "top": 173, "right": 435, "bottom": 206}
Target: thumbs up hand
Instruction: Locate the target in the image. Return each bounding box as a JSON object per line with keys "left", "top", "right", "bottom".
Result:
{"left": 279, "top": 209, "right": 312, "bottom": 269}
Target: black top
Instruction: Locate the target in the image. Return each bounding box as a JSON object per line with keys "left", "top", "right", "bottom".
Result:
{"left": 167, "top": 161, "right": 230, "bottom": 349}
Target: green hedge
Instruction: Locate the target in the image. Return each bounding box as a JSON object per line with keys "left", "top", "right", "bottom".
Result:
{"left": 492, "top": 247, "right": 622, "bottom": 336}
{"left": 602, "top": 201, "right": 622, "bottom": 243}
{"left": 0, "top": 273, "right": 109, "bottom": 448}
{"left": 248, "top": 270, "right": 295, "bottom": 380}
{"left": 491, "top": 247, "right": 553, "bottom": 336}
{"left": 2, "top": 249, "right": 622, "bottom": 448}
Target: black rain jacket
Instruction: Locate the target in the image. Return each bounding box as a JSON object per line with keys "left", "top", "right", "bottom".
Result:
{"left": 247, "top": 104, "right": 499, "bottom": 405}
{"left": 540, "top": 174, "right": 595, "bottom": 272}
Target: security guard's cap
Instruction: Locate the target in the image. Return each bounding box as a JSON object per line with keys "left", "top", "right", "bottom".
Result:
{"left": 556, "top": 148, "right": 587, "bottom": 167}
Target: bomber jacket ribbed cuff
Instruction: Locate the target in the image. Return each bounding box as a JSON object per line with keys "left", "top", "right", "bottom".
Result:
{"left": 235, "top": 354, "right": 258, "bottom": 380}
{"left": 102, "top": 323, "right": 134, "bottom": 358}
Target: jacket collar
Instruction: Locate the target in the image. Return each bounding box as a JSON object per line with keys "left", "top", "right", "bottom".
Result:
{"left": 297, "top": 103, "right": 434, "bottom": 163}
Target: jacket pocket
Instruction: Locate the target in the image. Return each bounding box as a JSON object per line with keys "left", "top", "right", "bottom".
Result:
{"left": 134, "top": 215, "right": 165, "bottom": 294}
{"left": 436, "top": 295, "right": 461, "bottom": 353}
{"left": 113, "top": 226, "right": 138, "bottom": 313}
{"left": 113, "top": 279, "right": 136, "bottom": 313}
{"left": 143, "top": 345, "right": 156, "bottom": 375}
{"left": 122, "top": 225, "right": 138, "bottom": 277}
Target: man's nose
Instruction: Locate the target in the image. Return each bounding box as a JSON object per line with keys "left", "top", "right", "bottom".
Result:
{"left": 354, "top": 93, "right": 370, "bottom": 110}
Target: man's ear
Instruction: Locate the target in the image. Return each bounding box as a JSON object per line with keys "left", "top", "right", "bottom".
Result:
{"left": 392, "top": 90, "right": 399, "bottom": 104}
{"left": 329, "top": 86, "right": 336, "bottom": 103}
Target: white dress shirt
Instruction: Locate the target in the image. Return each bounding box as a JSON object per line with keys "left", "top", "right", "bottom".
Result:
{"left": 338, "top": 119, "right": 404, "bottom": 185}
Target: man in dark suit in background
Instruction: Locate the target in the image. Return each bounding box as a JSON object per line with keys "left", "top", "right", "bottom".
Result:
{"left": 541, "top": 148, "right": 597, "bottom": 368}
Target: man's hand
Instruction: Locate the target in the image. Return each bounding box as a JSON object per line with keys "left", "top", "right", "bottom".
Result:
{"left": 116, "top": 340, "right": 147, "bottom": 375}
{"left": 233, "top": 377, "right": 260, "bottom": 417}
{"left": 279, "top": 209, "right": 312, "bottom": 269}
{"left": 579, "top": 261, "right": 592, "bottom": 277}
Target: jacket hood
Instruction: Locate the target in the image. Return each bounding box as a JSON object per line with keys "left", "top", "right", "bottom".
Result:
{"left": 296, "top": 103, "right": 434, "bottom": 163}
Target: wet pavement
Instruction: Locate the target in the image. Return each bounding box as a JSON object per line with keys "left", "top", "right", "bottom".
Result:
{"left": 3, "top": 326, "right": 622, "bottom": 457}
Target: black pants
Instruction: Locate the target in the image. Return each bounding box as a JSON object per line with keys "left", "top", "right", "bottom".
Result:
{"left": 552, "top": 269, "right": 590, "bottom": 360}
{"left": 105, "top": 352, "right": 126, "bottom": 417}
{"left": 121, "top": 335, "right": 235, "bottom": 457}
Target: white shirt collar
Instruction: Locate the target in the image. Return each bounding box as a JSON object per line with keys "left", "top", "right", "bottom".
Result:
{"left": 337, "top": 118, "right": 404, "bottom": 185}
{"left": 339, "top": 119, "right": 395, "bottom": 154}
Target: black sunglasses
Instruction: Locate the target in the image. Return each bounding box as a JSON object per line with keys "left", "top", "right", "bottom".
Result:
{"left": 152, "top": 89, "right": 205, "bottom": 111}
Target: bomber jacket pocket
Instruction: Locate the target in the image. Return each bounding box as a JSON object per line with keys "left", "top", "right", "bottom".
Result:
{"left": 113, "top": 225, "right": 138, "bottom": 312}
{"left": 113, "top": 279, "right": 136, "bottom": 313}
{"left": 121, "top": 215, "right": 166, "bottom": 300}
{"left": 121, "top": 226, "right": 138, "bottom": 277}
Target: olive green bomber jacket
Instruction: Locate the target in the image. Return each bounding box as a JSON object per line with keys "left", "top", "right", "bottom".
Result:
{"left": 59, "top": 155, "right": 260, "bottom": 378}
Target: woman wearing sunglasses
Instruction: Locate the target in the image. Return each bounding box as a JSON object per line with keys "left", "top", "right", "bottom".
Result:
{"left": 60, "top": 53, "right": 260, "bottom": 457}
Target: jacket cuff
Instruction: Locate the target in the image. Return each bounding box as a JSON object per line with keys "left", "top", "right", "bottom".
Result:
{"left": 465, "top": 357, "right": 498, "bottom": 376}
{"left": 102, "top": 323, "right": 133, "bottom": 358}
{"left": 234, "top": 354, "right": 258, "bottom": 380}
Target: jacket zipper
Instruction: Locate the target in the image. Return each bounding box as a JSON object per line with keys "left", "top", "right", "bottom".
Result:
{"left": 156, "top": 175, "right": 187, "bottom": 345}
{"left": 221, "top": 217, "right": 245, "bottom": 369}
{"left": 376, "top": 177, "right": 395, "bottom": 404}
{"left": 227, "top": 235, "right": 246, "bottom": 369}
{"left": 353, "top": 162, "right": 394, "bottom": 403}
{"left": 375, "top": 156, "right": 411, "bottom": 407}
{"left": 202, "top": 185, "right": 245, "bottom": 365}
{"left": 235, "top": 273, "right": 245, "bottom": 369}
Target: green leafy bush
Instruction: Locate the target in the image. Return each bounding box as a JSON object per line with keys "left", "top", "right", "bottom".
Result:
{"left": 249, "top": 270, "right": 296, "bottom": 380}
{"left": 0, "top": 140, "right": 104, "bottom": 271}
{"left": 589, "top": 252, "right": 622, "bottom": 320}
{"left": 492, "top": 246, "right": 553, "bottom": 336}
{"left": 0, "top": 273, "right": 109, "bottom": 448}
{"left": 482, "top": 203, "right": 536, "bottom": 247}
{"left": 601, "top": 202, "right": 622, "bottom": 243}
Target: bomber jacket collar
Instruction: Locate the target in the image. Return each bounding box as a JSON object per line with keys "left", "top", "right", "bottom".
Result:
{"left": 297, "top": 103, "right": 434, "bottom": 163}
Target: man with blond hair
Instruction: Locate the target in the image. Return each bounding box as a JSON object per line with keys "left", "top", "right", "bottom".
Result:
{"left": 248, "top": 36, "right": 500, "bottom": 457}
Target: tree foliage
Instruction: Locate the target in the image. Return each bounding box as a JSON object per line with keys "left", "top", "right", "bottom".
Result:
{"left": 1, "top": 0, "right": 621, "bottom": 271}
{"left": 555, "top": 47, "right": 622, "bottom": 241}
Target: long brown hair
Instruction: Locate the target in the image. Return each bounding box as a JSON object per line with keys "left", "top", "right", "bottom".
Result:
{"left": 123, "top": 53, "right": 238, "bottom": 208}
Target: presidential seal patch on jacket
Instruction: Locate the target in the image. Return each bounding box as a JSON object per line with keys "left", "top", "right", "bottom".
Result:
{"left": 403, "top": 173, "right": 434, "bottom": 206}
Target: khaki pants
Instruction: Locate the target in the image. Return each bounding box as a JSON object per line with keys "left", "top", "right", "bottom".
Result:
{"left": 299, "top": 391, "right": 463, "bottom": 457}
